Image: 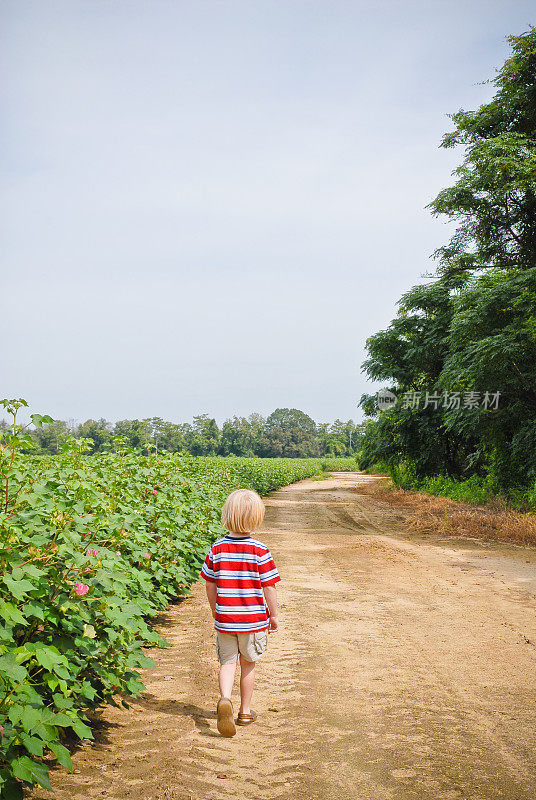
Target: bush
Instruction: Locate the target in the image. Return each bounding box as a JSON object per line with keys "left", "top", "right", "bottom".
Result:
{"left": 318, "top": 457, "right": 357, "bottom": 472}
{"left": 418, "top": 474, "right": 497, "bottom": 505}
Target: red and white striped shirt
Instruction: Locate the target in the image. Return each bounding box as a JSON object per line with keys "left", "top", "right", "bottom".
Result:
{"left": 200, "top": 533, "right": 281, "bottom": 633}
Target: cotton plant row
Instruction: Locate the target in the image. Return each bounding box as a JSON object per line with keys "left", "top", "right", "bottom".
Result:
{"left": 0, "top": 400, "right": 356, "bottom": 797}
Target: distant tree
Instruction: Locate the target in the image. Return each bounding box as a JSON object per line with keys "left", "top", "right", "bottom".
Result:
{"left": 23, "top": 408, "right": 364, "bottom": 460}
{"left": 186, "top": 414, "right": 220, "bottom": 455}
{"left": 32, "top": 420, "right": 72, "bottom": 454}
{"left": 159, "top": 420, "right": 188, "bottom": 453}
{"left": 246, "top": 413, "right": 267, "bottom": 456}
{"left": 75, "top": 419, "right": 112, "bottom": 453}
{"left": 316, "top": 423, "right": 330, "bottom": 455}
{"left": 316, "top": 419, "right": 363, "bottom": 456}
{"left": 113, "top": 419, "right": 147, "bottom": 450}
{"left": 262, "top": 408, "right": 318, "bottom": 458}
{"left": 113, "top": 418, "right": 188, "bottom": 453}
{"left": 220, "top": 416, "right": 255, "bottom": 456}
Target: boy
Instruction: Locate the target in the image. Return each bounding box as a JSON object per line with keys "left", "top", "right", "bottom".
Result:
{"left": 200, "top": 488, "right": 280, "bottom": 737}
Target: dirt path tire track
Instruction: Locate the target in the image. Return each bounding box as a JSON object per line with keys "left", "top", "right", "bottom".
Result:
{"left": 30, "top": 473, "right": 536, "bottom": 800}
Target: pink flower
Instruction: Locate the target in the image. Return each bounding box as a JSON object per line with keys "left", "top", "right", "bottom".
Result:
{"left": 87, "top": 548, "right": 98, "bottom": 557}
{"left": 116, "top": 550, "right": 121, "bottom": 556}
{"left": 74, "top": 582, "right": 89, "bottom": 596}
{"left": 152, "top": 490, "right": 157, "bottom": 495}
{"left": 144, "top": 552, "right": 151, "bottom": 559}
{"left": 172, "top": 558, "right": 177, "bottom": 564}
{"left": 82, "top": 532, "right": 91, "bottom": 539}
{"left": 0, "top": 725, "right": 4, "bottom": 742}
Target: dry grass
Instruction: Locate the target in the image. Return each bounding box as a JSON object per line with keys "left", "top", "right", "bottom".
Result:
{"left": 358, "top": 478, "right": 536, "bottom": 546}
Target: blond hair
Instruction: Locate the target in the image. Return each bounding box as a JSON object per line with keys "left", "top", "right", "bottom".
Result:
{"left": 221, "top": 489, "right": 265, "bottom": 534}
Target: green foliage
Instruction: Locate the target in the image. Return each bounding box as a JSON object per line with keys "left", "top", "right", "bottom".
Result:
{"left": 359, "top": 28, "right": 536, "bottom": 500}
{"left": 417, "top": 474, "right": 497, "bottom": 506}
{"left": 431, "top": 26, "right": 536, "bottom": 274}
{"left": 261, "top": 408, "right": 318, "bottom": 458}
{"left": 0, "top": 399, "right": 356, "bottom": 795}
{"left": 24, "top": 409, "right": 364, "bottom": 460}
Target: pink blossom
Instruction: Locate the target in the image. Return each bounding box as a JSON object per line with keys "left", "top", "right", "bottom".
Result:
{"left": 144, "top": 552, "right": 151, "bottom": 559}
{"left": 152, "top": 489, "right": 157, "bottom": 495}
{"left": 0, "top": 725, "right": 4, "bottom": 742}
{"left": 82, "top": 532, "right": 91, "bottom": 539}
{"left": 172, "top": 558, "right": 177, "bottom": 564}
{"left": 87, "top": 548, "right": 98, "bottom": 557}
{"left": 74, "top": 582, "right": 89, "bottom": 596}
{"left": 116, "top": 550, "right": 121, "bottom": 556}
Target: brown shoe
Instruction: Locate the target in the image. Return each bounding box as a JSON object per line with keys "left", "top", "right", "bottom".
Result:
{"left": 217, "top": 698, "right": 236, "bottom": 737}
{"left": 236, "top": 710, "right": 257, "bottom": 725}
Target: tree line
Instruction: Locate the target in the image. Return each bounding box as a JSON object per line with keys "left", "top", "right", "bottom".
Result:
{"left": 18, "top": 407, "right": 365, "bottom": 458}
{"left": 359, "top": 28, "right": 536, "bottom": 499}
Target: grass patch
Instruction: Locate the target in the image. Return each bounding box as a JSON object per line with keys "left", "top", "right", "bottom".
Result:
{"left": 311, "top": 471, "right": 332, "bottom": 481}
{"left": 358, "top": 478, "right": 536, "bottom": 546}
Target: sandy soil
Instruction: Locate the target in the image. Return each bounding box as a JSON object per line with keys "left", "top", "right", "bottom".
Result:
{"left": 30, "top": 472, "right": 536, "bottom": 800}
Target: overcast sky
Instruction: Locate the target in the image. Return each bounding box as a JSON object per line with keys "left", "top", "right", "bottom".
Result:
{"left": 1, "top": 1, "right": 533, "bottom": 426}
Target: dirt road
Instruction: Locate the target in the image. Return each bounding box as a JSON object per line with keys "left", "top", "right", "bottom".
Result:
{"left": 32, "top": 473, "right": 536, "bottom": 800}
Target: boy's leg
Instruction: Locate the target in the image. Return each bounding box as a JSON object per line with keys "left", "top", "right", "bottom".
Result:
{"left": 217, "top": 633, "right": 239, "bottom": 698}
{"left": 239, "top": 654, "right": 255, "bottom": 715}
{"left": 216, "top": 633, "right": 238, "bottom": 737}
{"left": 219, "top": 659, "right": 237, "bottom": 699}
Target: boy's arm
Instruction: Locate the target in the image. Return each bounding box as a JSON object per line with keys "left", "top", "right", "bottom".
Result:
{"left": 205, "top": 581, "right": 217, "bottom": 618}
{"left": 263, "top": 585, "right": 279, "bottom": 631}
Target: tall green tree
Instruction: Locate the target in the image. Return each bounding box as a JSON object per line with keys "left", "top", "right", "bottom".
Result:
{"left": 75, "top": 419, "right": 112, "bottom": 453}
{"left": 31, "top": 420, "right": 72, "bottom": 454}
{"left": 262, "top": 408, "right": 318, "bottom": 458}
{"left": 219, "top": 416, "right": 261, "bottom": 456}
{"left": 360, "top": 28, "right": 536, "bottom": 491}
{"left": 186, "top": 414, "right": 220, "bottom": 456}
{"left": 430, "top": 27, "right": 536, "bottom": 276}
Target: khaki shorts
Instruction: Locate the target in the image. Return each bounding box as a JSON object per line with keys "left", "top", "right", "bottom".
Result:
{"left": 216, "top": 630, "right": 268, "bottom": 664}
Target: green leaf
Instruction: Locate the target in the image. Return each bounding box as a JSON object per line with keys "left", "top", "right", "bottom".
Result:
{"left": 40, "top": 709, "right": 71, "bottom": 727}
{"left": 20, "top": 733, "right": 45, "bottom": 757}
{"left": 30, "top": 413, "right": 55, "bottom": 428}
{"left": 0, "top": 655, "right": 28, "bottom": 684}
{"left": 126, "top": 677, "right": 144, "bottom": 695}
{"left": 49, "top": 741, "right": 73, "bottom": 770}
{"left": 19, "top": 705, "right": 43, "bottom": 733}
{"left": 71, "top": 719, "right": 93, "bottom": 740}
{"left": 127, "top": 652, "right": 154, "bottom": 669}
{"left": 0, "top": 599, "right": 28, "bottom": 626}
{"left": 2, "top": 575, "right": 35, "bottom": 600}
{"left": 0, "top": 622, "right": 14, "bottom": 642}
{"left": 34, "top": 645, "right": 66, "bottom": 671}
{"left": 79, "top": 681, "right": 97, "bottom": 701}
{"left": 14, "top": 564, "right": 47, "bottom": 580}
{"left": 20, "top": 601, "right": 44, "bottom": 621}
{"left": 11, "top": 756, "right": 52, "bottom": 790}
